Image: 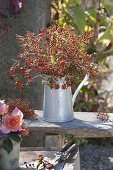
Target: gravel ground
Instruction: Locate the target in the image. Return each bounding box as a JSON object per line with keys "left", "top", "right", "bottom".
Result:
{"left": 80, "top": 144, "right": 113, "bottom": 170}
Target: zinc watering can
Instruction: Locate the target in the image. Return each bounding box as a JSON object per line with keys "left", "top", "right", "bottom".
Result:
{"left": 43, "top": 74, "right": 89, "bottom": 122}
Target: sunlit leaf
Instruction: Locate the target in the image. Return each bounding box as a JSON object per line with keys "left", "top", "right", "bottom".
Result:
{"left": 99, "top": 29, "right": 113, "bottom": 41}
{"left": 67, "top": 5, "right": 86, "bottom": 33}
{"left": 88, "top": 8, "right": 96, "bottom": 18}
{"left": 85, "top": 25, "right": 92, "bottom": 32}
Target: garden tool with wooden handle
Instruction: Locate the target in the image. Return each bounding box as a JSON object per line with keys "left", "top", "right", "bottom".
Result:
{"left": 52, "top": 143, "right": 77, "bottom": 170}
{"left": 36, "top": 142, "right": 72, "bottom": 170}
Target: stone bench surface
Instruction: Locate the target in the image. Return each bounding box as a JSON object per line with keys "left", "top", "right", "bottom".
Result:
{"left": 27, "top": 111, "right": 113, "bottom": 138}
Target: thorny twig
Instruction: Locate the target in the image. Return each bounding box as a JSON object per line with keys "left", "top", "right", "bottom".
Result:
{"left": 95, "top": 112, "right": 112, "bottom": 122}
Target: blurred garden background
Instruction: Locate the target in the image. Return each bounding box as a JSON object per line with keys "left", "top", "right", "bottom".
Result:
{"left": 1, "top": 0, "right": 113, "bottom": 169}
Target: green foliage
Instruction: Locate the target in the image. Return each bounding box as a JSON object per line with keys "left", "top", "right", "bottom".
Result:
{"left": 2, "top": 138, "right": 13, "bottom": 154}
{"left": 66, "top": 134, "right": 88, "bottom": 146}
{"left": 1, "top": 134, "right": 21, "bottom": 153}
{"left": 51, "top": 0, "right": 113, "bottom": 61}
{"left": 51, "top": 0, "right": 86, "bottom": 33}
{"left": 8, "top": 133, "right": 21, "bottom": 143}
{"left": 66, "top": 4, "right": 86, "bottom": 33}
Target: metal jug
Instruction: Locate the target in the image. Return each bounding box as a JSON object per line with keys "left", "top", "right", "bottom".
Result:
{"left": 43, "top": 74, "right": 89, "bottom": 122}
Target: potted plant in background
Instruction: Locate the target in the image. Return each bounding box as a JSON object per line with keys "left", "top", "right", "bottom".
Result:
{"left": 9, "top": 25, "right": 98, "bottom": 122}
{"left": 0, "top": 100, "right": 29, "bottom": 170}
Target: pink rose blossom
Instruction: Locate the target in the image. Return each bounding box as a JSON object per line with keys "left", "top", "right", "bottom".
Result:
{"left": 0, "top": 107, "right": 23, "bottom": 134}
{"left": 0, "top": 125, "right": 10, "bottom": 134}
{"left": 0, "top": 102, "right": 8, "bottom": 115}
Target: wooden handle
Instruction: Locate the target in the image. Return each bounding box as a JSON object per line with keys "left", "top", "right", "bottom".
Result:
{"left": 65, "top": 144, "right": 77, "bottom": 155}
{"left": 60, "top": 142, "right": 72, "bottom": 153}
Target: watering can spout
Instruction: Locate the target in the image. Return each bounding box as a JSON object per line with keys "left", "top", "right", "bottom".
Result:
{"left": 72, "top": 74, "right": 89, "bottom": 106}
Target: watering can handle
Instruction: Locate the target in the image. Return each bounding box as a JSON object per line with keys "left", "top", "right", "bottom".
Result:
{"left": 72, "top": 74, "right": 89, "bottom": 106}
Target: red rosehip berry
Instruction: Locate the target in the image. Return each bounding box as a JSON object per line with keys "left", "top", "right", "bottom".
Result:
{"left": 8, "top": 70, "right": 14, "bottom": 76}
{"left": 20, "top": 67, "right": 25, "bottom": 74}
{"left": 60, "top": 60, "right": 66, "bottom": 67}
{"left": 16, "top": 81, "right": 25, "bottom": 89}
{"left": 25, "top": 73, "right": 31, "bottom": 78}
{"left": 28, "top": 77, "right": 33, "bottom": 83}
{"left": 38, "top": 28, "right": 46, "bottom": 34}
{"left": 62, "top": 83, "right": 67, "bottom": 89}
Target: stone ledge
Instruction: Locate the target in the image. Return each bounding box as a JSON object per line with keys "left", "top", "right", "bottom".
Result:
{"left": 27, "top": 111, "right": 113, "bottom": 138}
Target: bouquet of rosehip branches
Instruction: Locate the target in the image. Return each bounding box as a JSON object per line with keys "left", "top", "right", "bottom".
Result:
{"left": 9, "top": 25, "right": 98, "bottom": 89}
{"left": 0, "top": 100, "right": 29, "bottom": 153}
